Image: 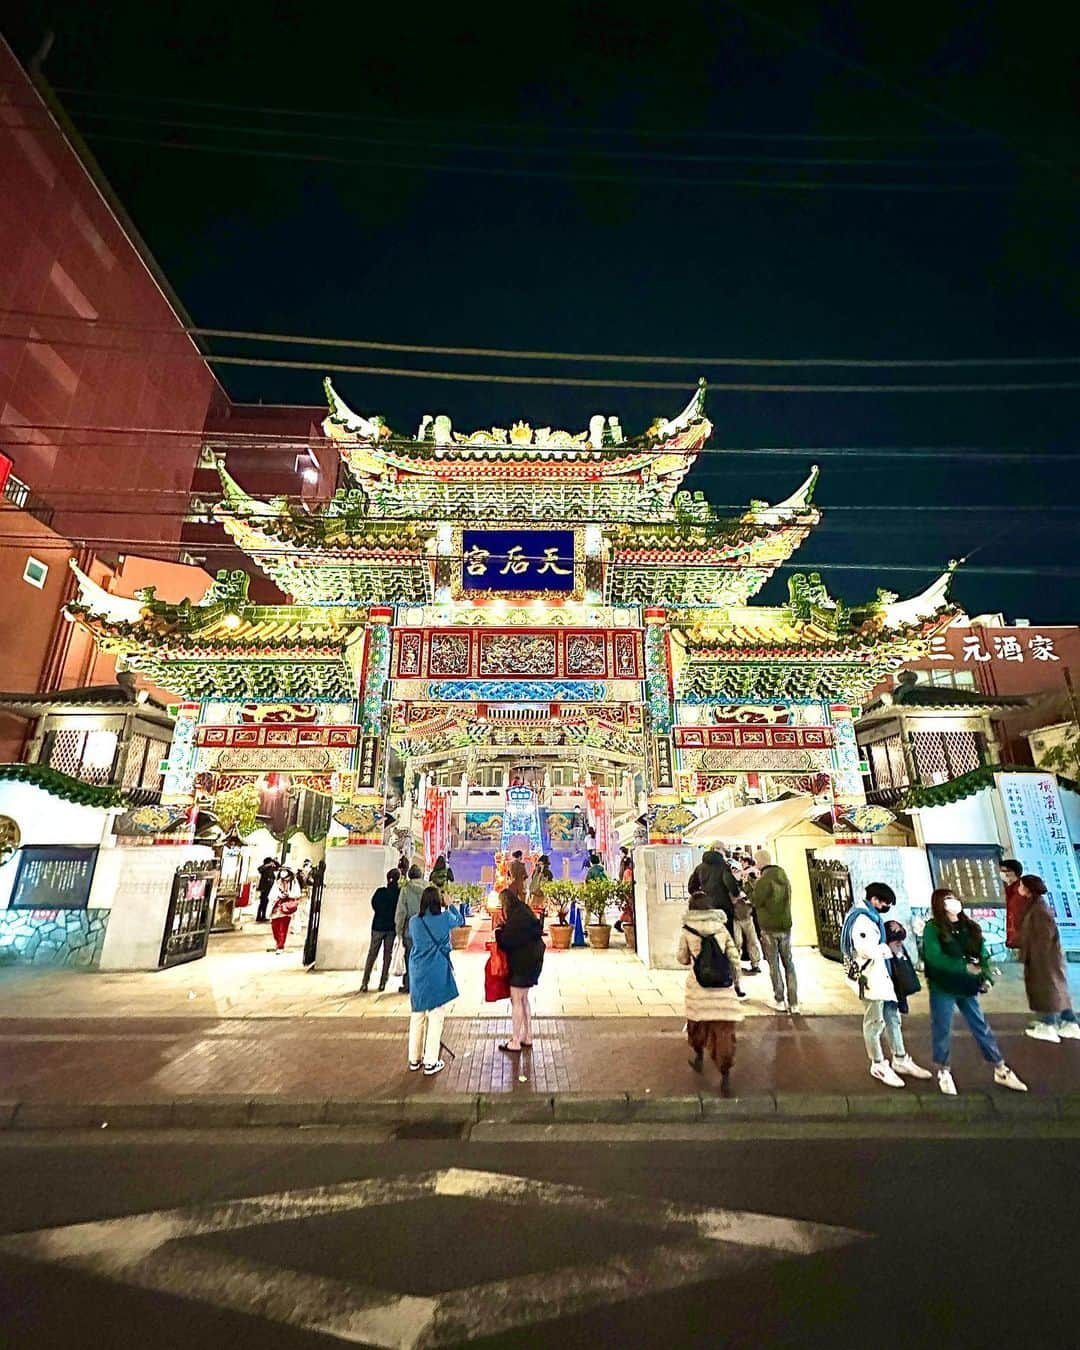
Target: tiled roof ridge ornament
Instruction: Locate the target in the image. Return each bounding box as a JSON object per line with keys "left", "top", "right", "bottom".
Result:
{"left": 322, "top": 377, "right": 708, "bottom": 453}
{"left": 879, "top": 560, "right": 959, "bottom": 630}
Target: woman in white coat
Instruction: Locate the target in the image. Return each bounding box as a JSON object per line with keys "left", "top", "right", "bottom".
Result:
{"left": 676, "top": 890, "right": 744, "bottom": 1086}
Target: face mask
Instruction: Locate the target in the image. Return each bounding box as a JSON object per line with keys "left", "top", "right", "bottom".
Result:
{"left": 943, "top": 897, "right": 962, "bottom": 918}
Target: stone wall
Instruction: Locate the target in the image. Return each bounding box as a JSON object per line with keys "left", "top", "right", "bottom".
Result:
{"left": 0, "top": 909, "right": 110, "bottom": 967}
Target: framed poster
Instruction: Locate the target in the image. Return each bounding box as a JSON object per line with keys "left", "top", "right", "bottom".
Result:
{"left": 926, "top": 844, "right": 1004, "bottom": 908}
{"left": 9, "top": 846, "right": 99, "bottom": 910}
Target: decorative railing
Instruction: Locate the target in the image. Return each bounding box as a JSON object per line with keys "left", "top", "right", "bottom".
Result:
{"left": 2, "top": 472, "right": 55, "bottom": 528}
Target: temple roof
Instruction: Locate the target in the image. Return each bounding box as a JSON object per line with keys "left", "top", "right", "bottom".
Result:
{"left": 198, "top": 450, "right": 821, "bottom": 607}
{"left": 65, "top": 567, "right": 368, "bottom": 701}
{"left": 320, "top": 378, "right": 713, "bottom": 518}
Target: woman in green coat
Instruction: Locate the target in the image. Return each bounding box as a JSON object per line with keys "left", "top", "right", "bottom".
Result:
{"left": 922, "top": 888, "right": 1026, "bottom": 1096}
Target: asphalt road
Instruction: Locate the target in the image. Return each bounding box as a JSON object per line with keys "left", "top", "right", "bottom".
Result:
{"left": 0, "top": 1127, "right": 1076, "bottom": 1349}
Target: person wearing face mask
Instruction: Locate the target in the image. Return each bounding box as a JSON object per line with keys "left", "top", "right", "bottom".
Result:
{"left": 922, "top": 887, "right": 1027, "bottom": 1095}
{"left": 841, "top": 882, "right": 931, "bottom": 1088}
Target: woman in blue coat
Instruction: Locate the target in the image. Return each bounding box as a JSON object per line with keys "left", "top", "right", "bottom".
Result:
{"left": 407, "top": 886, "right": 464, "bottom": 1076}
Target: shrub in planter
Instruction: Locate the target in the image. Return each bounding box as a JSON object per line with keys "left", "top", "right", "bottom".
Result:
{"left": 544, "top": 880, "right": 578, "bottom": 948}
{"left": 583, "top": 877, "right": 615, "bottom": 948}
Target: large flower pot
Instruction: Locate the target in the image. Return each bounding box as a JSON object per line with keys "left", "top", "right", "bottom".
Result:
{"left": 623, "top": 923, "right": 637, "bottom": 953}
{"left": 587, "top": 924, "right": 612, "bottom": 949}
{"left": 450, "top": 925, "right": 472, "bottom": 951}
{"left": 549, "top": 925, "right": 573, "bottom": 950}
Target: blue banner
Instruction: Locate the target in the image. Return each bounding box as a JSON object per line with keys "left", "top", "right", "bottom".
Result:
{"left": 461, "top": 529, "right": 575, "bottom": 593}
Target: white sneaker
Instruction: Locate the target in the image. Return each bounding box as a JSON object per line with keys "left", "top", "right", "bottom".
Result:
{"left": 1057, "top": 1021, "right": 1080, "bottom": 1040}
{"left": 423, "top": 1059, "right": 446, "bottom": 1076}
{"left": 1025, "top": 1023, "right": 1061, "bottom": 1044}
{"left": 789, "top": 1003, "right": 800, "bottom": 1015}
{"left": 772, "top": 1001, "right": 790, "bottom": 1013}
{"left": 892, "top": 1055, "right": 932, "bottom": 1080}
{"left": 408, "top": 1061, "right": 421, "bottom": 1072}
{"left": 937, "top": 1068, "right": 957, "bottom": 1095}
{"left": 870, "top": 1061, "right": 905, "bottom": 1088}
{"left": 993, "top": 1064, "right": 1028, "bottom": 1092}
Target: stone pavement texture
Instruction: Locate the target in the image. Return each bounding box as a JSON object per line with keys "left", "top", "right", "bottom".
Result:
{"left": 3, "top": 916, "right": 1076, "bottom": 1022}
{"left": 2, "top": 1012, "right": 1079, "bottom": 1112}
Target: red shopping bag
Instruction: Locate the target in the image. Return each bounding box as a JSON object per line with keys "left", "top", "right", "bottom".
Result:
{"left": 484, "top": 941, "right": 511, "bottom": 1003}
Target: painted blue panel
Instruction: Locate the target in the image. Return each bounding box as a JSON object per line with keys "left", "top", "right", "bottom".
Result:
{"left": 428, "top": 681, "right": 605, "bottom": 702}
{"left": 461, "top": 529, "right": 575, "bottom": 593}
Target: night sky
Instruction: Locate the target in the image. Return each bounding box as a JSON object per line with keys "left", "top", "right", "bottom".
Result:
{"left": 7, "top": 3, "right": 1080, "bottom": 621}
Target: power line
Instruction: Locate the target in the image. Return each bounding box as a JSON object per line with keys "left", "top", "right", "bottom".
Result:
{"left": 2, "top": 105, "right": 1018, "bottom": 169}
{"left": 4, "top": 307, "right": 1079, "bottom": 369}
{"left": 4, "top": 532, "right": 1075, "bottom": 576}
{"left": 5, "top": 331, "right": 1080, "bottom": 392}
{"left": 37, "top": 81, "right": 1005, "bottom": 142}
{"left": 74, "top": 131, "right": 1048, "bottom": 195}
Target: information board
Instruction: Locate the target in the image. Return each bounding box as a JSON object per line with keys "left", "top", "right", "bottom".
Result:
{"left": 10, "top": 846, "right": 99, "bottom": 910}
{"left": 996, "top": 772, "right": 1080, "bottom": 948}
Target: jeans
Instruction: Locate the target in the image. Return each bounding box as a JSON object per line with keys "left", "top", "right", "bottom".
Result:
{"left": 362, "top": 929, "right": 395, "bottom": 989}
{"left": 733, "top": 916, "right": 762, "bottom": 967}
{"left": 863, "top": 999, "right": 907, "bottom": 1063}
{"left": 408, "top": 1005, "right": 447, "bottom": 1067}
{"left": 400, "top": 933, "right": 413, "bottom": 992}
{"left": 1040, "top": 1008, "right": 1079, "bottom": 1026}
{"left": 761, "top": 931, "right": 798, "bottom": 1006}
{"left": 930, "top": 988, "right": 1003, "bottom": 1067}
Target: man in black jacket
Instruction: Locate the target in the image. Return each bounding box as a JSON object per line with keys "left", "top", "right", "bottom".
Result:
{"left": 361, "top": 868, "right": 401, "bottom": 992}
{"left": 687, "top": 847, "right": 740, "bottom": 927}
{"left": 255, "top": 857, "right": 278, "bottom": 923}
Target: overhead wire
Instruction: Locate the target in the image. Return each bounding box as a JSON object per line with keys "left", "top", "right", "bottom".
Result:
{"left": 4, "top": 331, "right": 1080, "bottom": 392}
{"left": 3, "top": 307, "right": 1079, "bottom": 368}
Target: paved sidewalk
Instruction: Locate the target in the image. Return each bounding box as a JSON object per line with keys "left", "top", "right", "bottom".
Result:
{"left": 2, "top": 1012, "right": 1079, "bottom": 1110}
{"left": 3, "top": 919, "right": 1075, "bottom": 1021}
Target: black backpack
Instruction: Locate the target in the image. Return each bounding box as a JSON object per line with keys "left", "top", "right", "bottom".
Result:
{"left": 683, "top": 925, "right": 734, "bottom": 989}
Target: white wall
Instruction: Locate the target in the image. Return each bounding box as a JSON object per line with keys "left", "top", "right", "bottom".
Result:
{"left": 913, "top": 788, "right": 1001, "bottom": 847}
{"left": 0, "top": 782, "right": 115, "bottom": 910}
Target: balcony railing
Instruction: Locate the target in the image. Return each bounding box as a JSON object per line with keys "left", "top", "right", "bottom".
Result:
{"left": 3, "top": 472, "right": 55, "bottom": 528}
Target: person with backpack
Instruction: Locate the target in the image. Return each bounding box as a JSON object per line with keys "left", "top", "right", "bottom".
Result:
{"left": 752, "top": 849, "right": 798, "bottom": 1014}
{"left": 922, "top": 887, "right": 1027, "bottom": 1095}
{"left": 840, "top": 882, "right": 931, "bottom": 1088}
{"left": 676, "top": 890, "right": 745, "bottom": 1086}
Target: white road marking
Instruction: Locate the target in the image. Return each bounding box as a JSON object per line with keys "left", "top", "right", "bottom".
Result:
{"left": 0, "top": 1167, "right": 865, "bottom": 1346}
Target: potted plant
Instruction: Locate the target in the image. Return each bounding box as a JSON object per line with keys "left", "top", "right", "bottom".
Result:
{"left": 446, "top": 883, "right": 483, "bottom": 948}
{"left": 583, "top": 877, "right": 614, "bottom": 949}
{"left": 545, "top": 880, "right": 576, "bottom": 950}
{"left": 614, "top": 879, "right": 636, "bottom": 952}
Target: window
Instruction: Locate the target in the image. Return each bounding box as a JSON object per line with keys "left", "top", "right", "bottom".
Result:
{"left": 23, "top": 556, "right": 48, "bottom": 589}
{"left": 910, "top": 668, "right": 976, "bottom": 690}
{"left": 43, "top": 728, "right": 118, "bottom": 785}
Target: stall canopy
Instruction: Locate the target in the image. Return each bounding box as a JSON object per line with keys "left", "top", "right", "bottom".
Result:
{"left": 684, "top": 795, "right": 823, "bottom": 847}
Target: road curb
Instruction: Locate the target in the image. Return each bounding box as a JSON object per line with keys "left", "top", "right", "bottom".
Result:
{"left": 3, "top": 1091, "right": 1078, "bottom": 1131}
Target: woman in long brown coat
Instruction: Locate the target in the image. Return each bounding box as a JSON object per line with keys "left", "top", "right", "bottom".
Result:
{"left": 1018, "top": 874, "right": 1079, "bottom": 1044}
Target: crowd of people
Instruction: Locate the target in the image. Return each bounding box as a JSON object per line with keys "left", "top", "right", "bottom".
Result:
{"left": 353, "top": 840, "right": 1075, "bottom": 1093}
{"left": 675, "top": 843, "right": 1076, "bottom": 1095}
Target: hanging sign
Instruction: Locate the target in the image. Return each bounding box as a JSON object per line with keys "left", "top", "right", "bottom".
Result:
{"left": 460, "top": 529, "right": 576, "bottom": 594}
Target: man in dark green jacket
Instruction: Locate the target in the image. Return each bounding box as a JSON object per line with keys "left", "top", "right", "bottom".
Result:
{"left": 753, "top": 850, "right": 798, "bottom": 1013}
